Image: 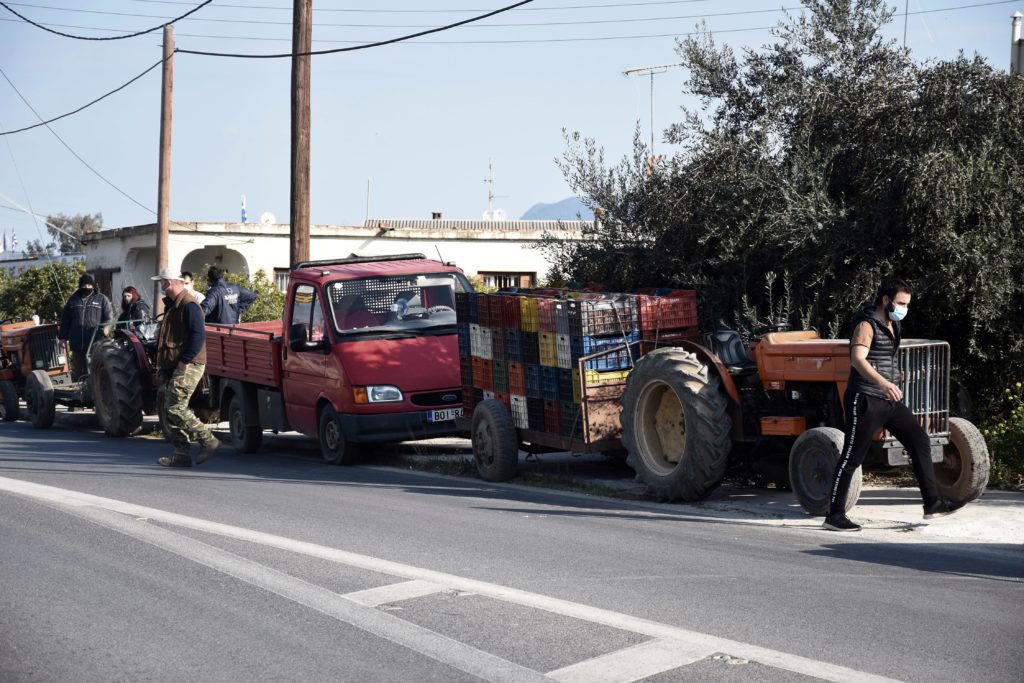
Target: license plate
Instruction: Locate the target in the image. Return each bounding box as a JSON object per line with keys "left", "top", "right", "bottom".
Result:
{"left": 427, "top": 407, "right": 462, "bottom": 423}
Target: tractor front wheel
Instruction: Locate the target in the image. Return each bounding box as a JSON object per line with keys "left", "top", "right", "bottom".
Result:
{"left": 0, "top": 379, "right": 19, "bottom": 421}
{"left": 934, "top": 417, "right": 989, "bottom": 504}
{"left": 24, "top": 370, "right": 55, "bottom": 429}
{"left": 789, "top": 427, "right": 860, "bottom": 515}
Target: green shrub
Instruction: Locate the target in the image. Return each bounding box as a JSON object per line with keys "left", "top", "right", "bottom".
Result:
{"left": 982, "top": 382, "right": 1024, "bottom": 491}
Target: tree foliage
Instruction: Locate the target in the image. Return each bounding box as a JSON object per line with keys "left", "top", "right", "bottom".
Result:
{"left": 0, "top": 260, "right": 84, "bottom": 323}
{"left": 43, "top": 212, "right": 102, "bottom": 254}
{"left": 546, "top": 0, "right": 1024, "bottom": 411}
{"left": 192, "top": 266, "right": 284, "bottom": 323}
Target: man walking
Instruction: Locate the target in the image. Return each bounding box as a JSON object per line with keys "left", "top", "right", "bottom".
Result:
{"left": 201, "top": 266, "right": 256, "bottom": 324}
{"left": 823, "top": 277, "right": 966, "bottom": 531}
{"left": 58, "top": 273, "right": 113, "bottom": 381}
{"left": 151, "top": 268, "right": 219, "bottom": 468}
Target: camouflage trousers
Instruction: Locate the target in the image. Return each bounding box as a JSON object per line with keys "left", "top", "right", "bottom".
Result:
{"left": 165, "top": 363, "right": 214, "bottom": 454}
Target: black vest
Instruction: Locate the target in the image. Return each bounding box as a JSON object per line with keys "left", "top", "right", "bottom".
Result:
{"left": 848, "top": 306, "right": 901, "bottom": 398}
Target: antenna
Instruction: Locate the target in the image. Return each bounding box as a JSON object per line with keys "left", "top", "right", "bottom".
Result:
{"left": 482, "top": 159, "right": 509, "bottom": 220}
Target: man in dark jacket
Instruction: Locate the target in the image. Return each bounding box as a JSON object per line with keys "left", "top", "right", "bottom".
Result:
{"left": 201, "top": 266, "right": 256, "bottom": 324}
{"left": 823, "top": 277, "right": 966, "bottom": 532}
{"left": 58, "top": 273, "right": 114, "bottom": 381}
{"left": 151, "top": 268, "right": 219, "bottom": 468}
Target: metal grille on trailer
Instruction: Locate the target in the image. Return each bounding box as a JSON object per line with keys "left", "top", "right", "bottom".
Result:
{"left": 884, "top": 340, "right": 951, "bottom": 456}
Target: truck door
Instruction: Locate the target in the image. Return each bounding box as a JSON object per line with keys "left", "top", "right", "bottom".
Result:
{"left": 282, "top": 283, "right": 327, "bottom": 436}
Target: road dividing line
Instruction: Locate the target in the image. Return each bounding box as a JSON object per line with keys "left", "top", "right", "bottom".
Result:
{"left": 0, "top": 476, "right": 902, "bottom": 683}
{"left": 547, "top": 638, "right": 712, "bottom": 683}
{"left": 345, "top": 580, "right": 448, "bottom": 607}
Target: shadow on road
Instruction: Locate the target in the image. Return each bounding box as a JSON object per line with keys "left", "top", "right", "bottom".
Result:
{"left": 804, "top": 543, "right": 1024, "bottom": 581}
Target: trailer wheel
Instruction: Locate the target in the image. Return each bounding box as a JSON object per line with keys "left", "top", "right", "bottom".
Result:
{"left": 0, "top": 379, "right": 19, "bottom": 421}
{"left": 228, "top": 394, "right": 262, "bottom": 453}
{"left": 319, "top": 404, "right": 356, "bottom": 465}
{"left": 789, "top": 427, "right": 860, "bottom": 515}
{"left": 24, "top": 370, "right": 55, "bottom": 429}
{"left": 934, "top": 417, "right": 989, "bottom": 504}
{"left": 470, "top": 399, "right": 519, "bottom": 482}
{"left": 621, "top": 349, "right": 732, "bottom": 501}
{"left": 90, "top": 338, "right": 143, "bottom": 437}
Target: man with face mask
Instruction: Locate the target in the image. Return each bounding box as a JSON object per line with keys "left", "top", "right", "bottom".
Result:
{"left": 58, "top": 272, "right": 114, "bottom": 381}
{"left": 823, "top": 277, "right": 965, "bottom": 531}
{"left": 180, "top": 271, "right": 205, "bottom": 304}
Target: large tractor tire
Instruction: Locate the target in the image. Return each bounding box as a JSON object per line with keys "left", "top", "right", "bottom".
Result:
{"left": 24, "top": 370, "right": 55, "bottom": 429}
{"left": 934, "top": 417, "right": 989, "bottom": 504}
{"left": 620, "top": 348, "right": 732, "bottom": 502}
{"left": 227, "top": 393, "right": 262, "bottom": 453}
{"left": 789, "top": 427, "right": 860, "bottom": 515}
{"left": 0, "top": 379, "right": 19, "bottom": 421}
{"left": 319, "top": 404, "right": 358, "bottom": 465}
{"left": 470, "top": 399, "right": 519, "bottom": 482}
{"left": 90, "top": 338, "right": 143, "bottom": 437}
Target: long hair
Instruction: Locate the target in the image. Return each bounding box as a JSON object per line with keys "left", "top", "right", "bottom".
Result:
{"left": 121, "top": 286, "right": 141, "bottom": 311}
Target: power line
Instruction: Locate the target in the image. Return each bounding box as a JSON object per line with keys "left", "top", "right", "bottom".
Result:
{"left": 125, "top": 0, "right": 716, "bottom": 12}
{"left": 0, "top": 0, "right": 211, "bottom": 40}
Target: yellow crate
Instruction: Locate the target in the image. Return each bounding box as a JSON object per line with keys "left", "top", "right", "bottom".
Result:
{"left": 571, "top": 369, "right": 581, "bottom": 403}
{"left": 520, "top": 297, "right": 538, "bottom": 332}
{"left": 539, "top": 331, "right": 558, "bottom": 366}
{"left": 583, "top": 368, "right": 632, "bottom": 385}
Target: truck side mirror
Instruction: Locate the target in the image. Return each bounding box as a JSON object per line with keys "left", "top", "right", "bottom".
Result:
{"left": 289, "top": 322, "right": 324, "bottom": 352}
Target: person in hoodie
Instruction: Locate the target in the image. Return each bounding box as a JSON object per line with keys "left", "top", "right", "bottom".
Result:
{"left": 823, "top": 277, "right": 965, "bottom": 532}
{"left": 116, "top": 286, "right": 152, "bottom": 334}
{"left": 58, "top": 273, "right": 114, "bottom": 381}
{"left": 201, "top": 266, "right": 256, "bottom": 324}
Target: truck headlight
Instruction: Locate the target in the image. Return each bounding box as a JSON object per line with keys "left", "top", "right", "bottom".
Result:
{"left": 354, "top": 385, "right": 403, "bottom": 403}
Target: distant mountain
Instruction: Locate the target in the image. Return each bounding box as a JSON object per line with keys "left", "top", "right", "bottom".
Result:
{"left": 520, "top": 197, "right": 593, "bottom": 221}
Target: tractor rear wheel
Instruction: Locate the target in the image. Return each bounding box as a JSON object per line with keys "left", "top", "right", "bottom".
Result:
{"left": 621, "top": 348, "right": 732, "bottom": 502}
{"left": 0, "top": 379, "right": 19, "bottom": 421}
{"left": 90, "top": 338, "right": 143, "bottom": 437}
{"left": 789, "top": 427, "right": 860, "bottom": 515}
{"left": 470, "top": 399, "right": 519, "bottom": 482}
{"left": 934, "top": 417, "right": 989, "bottom": 504}
{"left": 24, "top": 370, "right": 55, "bottom": 429}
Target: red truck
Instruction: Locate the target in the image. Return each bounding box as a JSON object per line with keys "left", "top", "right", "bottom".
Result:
{"left": 201, "top": 253, "right": 472, "bottom": 464}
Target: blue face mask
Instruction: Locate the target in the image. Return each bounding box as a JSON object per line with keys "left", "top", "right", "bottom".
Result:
{"left": 888, "top": 302, "right": 908, "bottom": 321}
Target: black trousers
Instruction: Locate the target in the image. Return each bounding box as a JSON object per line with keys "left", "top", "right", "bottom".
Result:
{"left": 830, "top": 389, "right": 939, "bottom": 515}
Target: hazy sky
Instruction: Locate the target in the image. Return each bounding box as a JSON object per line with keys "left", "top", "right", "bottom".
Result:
{"left": 0, "top": 0, "right": 1016, "bottom": 246}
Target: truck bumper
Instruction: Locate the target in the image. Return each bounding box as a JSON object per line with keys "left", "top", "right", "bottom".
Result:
{"left": 338, "top": 410, "right": 466, "bottom": 444}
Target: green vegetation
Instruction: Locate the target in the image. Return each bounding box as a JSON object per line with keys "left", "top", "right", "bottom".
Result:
{"left": 193, "top": 266, "right": 285, "bottom": 323}
{"left": 983, "top": 383, "right": 1024, "bottom": 490}
{"left": 0, "top": 260, "right": 84, "bottom": 323}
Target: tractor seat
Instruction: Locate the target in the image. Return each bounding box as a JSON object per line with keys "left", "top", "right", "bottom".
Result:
{"left": 710, "top": 328, "right": 758, "bottom": 373}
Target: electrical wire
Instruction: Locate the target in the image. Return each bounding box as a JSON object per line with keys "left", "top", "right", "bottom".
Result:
{"left": 175, "top": 0, "right": 535, "bottom": 58}
{"left": 125, "top": 0, "right": 715, "bottom": 12}
{"left": 0, "top": 0, "right": 211, "bottom": 40}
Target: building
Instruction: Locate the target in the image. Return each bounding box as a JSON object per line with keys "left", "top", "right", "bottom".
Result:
{"left": 79, "top": 218, "right": 588, "bottom": 299}
{"left": 0, "top": 252, "right": 84, "bottom": 279}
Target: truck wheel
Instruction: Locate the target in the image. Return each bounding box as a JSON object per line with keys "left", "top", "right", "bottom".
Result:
{"left": 0, "top": 379, "right": 19, "bottom": 421}
{"left": 789, "top": 427, "right": 860, "bottom": 515}
{"left": 620, "top": 348, "right": 732, "bottom": 502}
{"left": 90, "top": 338, "right": 143, "bottom": 437}
{"left": 934, "top": 417, "right": 989, "bottom": 504}
{"left": 228, "top": 394, "right": 262, "bottom": 453}
{"left": 319, "top": 405, "right": 357, "bottom": 465}
{"left": 24, "top": 370, "right": 55, "bottom": 429}
{"left": 470, "top": 398, "right": 519, "bottom": 482}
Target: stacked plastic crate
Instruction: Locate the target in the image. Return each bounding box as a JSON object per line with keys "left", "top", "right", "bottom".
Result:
{"left": 635, "top": 289, "right": 700, "bottom": 352}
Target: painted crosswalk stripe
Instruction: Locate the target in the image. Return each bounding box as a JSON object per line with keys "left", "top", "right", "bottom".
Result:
{"left": 345, "top": 579, "right": 448, "bottom": 607}
{"left": 547, "top": 638, "right": 712, "bottom": 683}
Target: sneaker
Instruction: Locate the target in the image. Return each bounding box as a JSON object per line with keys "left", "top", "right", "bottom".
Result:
{"left": 822, "top": 513, "right": 862, "bottom": 532}
{"left": 923, "top": 499, "right": 966, "bottom": 520}
{"left": 158, "top": 454, "right": 192, "bottom": 468}
{"left": 196, "top": 436, "right": 220, "bottom": 465}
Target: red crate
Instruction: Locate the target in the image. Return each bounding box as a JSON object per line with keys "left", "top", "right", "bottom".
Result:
{"left": 477, "top": 294, "right": 494, "bottom": 328}
{"left": 537, "top": 298, "right": 558, "bottom": 332}
{"left": 494, "top": 391, "right": 511, "bottom": 411}
{"left": 472, "top": 357, "right": 493, "bottom": 391}
{"left": 508, "top": 361, "right": 526, "bottom": 396}
{"left": 637, "top": 291, "right": 698, "bottom": 333}
{"left": 544, "top": 400, "right": 561, "bottom": 434}
{"left": 499, "top": 295, "right": 522, "bottom": 329}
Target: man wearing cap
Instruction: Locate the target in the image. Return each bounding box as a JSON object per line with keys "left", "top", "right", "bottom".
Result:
{"left": 151, "top": 268, "right": 219, "bottom": 467}
{"left": 58, "top": 272, "right": 114, "bottom": 381}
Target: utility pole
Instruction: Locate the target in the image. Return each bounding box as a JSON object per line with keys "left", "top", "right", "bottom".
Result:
{"left": 1012, "top": 12, "right": 1023, "bottom": 75}
{"left": 154, "top": 24, "right": 173, "bottom": 313}
{"left": 623, "top": 63, "right": 679, "bottom": 156}
{"left": 290, "top": 0, "right": 312, "bottom": 268}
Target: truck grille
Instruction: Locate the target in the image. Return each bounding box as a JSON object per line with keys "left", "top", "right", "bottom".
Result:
{"left": 889, "top": 340, "right": 950, "bottom": 441}
{"left": 28, "top": 328, "right": 65, "bottom": 372}
{"left": 410, "top": 390, "right": 462, "bottom": 407}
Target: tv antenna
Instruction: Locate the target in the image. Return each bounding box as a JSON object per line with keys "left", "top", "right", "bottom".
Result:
{"left": 482, "top": 158, "right": 509, "bottom": 220}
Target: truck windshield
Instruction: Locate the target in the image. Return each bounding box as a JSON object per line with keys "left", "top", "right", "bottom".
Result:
{"left": 326, "top": 272, "right": 471, "bottom": 336}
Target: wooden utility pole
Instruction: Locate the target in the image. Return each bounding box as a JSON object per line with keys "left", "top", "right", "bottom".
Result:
{"left": 154, "top": 25, "right": 174, "bottom": 312}
{"left": 290, "top": 0, "right": 312, "bottom": 267}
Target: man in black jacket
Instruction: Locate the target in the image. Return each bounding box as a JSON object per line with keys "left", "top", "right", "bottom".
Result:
{"left": 201, "top": 266, "right": 256, "bottom": 324}
{"left": 58, "top": 273, "right": 114, "bottom": 381}
{"left": 824, "top": 277, "right": 966, "bottom": 532}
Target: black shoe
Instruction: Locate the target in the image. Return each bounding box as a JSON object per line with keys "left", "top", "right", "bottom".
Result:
{"left": 923, "top": 499, "right": 966, "bottom": 520}
{"left": 823, "top": 513, "right": 862, "bottom": 532}
{"left": 196, "top": 437, "right": 220, "bottom": 465}
{"left": 158, "top": 454, "right": 192, "bottom": 468}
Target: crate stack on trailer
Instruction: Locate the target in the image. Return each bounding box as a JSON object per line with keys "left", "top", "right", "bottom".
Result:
{"left": 456, "top": 288, "right": 700, "bottom": 443}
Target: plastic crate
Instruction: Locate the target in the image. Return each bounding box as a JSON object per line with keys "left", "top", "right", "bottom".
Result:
{"left": 521, "top": 331, "right": 540, "bottom": 365}
{"left": 499, "top": 295, "right": 522, "bottom": 329}
{"left": 527, "top": 397, "right": 546, "bottom": 432}
{"left": 470, "top": 324, "right": 492, "bottom": 359}
{"left": 554, "top": 301, "right": 570, "bottom": 334}
{"left": 637, "top": 291, "right": 698, "bottom": 333}
{"left": 508, "top": 361, "right": 526, "bottom": 396}
{"left": 460, "top": 357, "right": 473, "bottom": 386}
{"left": 566, "top": 297, "right": 638, "bottom": 337}
{"left": 455, "top": 291, "right": 478, "bottom": 324}
{"left": 494, "top": 391, "right": 510, "bottom": 411}
{"left": 537, "top": 298, "right": 558, "bottom": 332}
{"left": 472, "top": 357, "right": 493, "bottom": 391}
{"left": 540, "top": 366, "right": 560, "bottom": 401}
{"left": 492, "top": 359, "right": 508, "bottom": 393}
{"left": 483, "top": 389, "right": 495, "bottom": 400}
{"left": 504, "top": 329, "right": 523, "bottom": 363}
{"left": 544, "top": 400, "right": 561, "bottom": 434}
{"left": 571, "top": 332, "right": 640, "bottom": 371}
{"left": 491, "top": 326, "right": 506, "bottom": 361}
{"left": 557, "top": 368, "right": 573, "bottom": 402}
{"left": 476, "top": 294, "right": 492, "bottom": 328}
{"left": 560, "top": 400, "right": 582, "bottom": 437}
{"left": 510, "top": 394, "right": 529, "bottom": 429}
{"left": 524, "top": 362, "right": 541, "bottom": 399}
{"left": 570, "top": 369, "right": 582, "bottom": 403}
{"left": 556, "top": 333, "right": 573, "bottom": 369}
{"left": 520, "top": 297, "right": 538, "bottom": 332}
{"left": 582, "top": 368, "right": 632, "bottom": 385}
{"left": 539, "top": 332, "right": 559, "bottom": 367}
{"left": 457, "top": 323, "right": 471, "bottom": 358}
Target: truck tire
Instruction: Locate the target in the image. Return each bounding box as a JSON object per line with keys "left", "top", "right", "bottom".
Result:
{"left": 90, "top": 338, "right": 144, "bottom": 437}
{"left": 24, "top": 370, "right": 55, "bottom": 429}
{"left": 0, "top": 379, "right": 19, "bottom": 421}
{"left": 934, "top": 417, "right": 989, "bottom": 504}
{"left": 621, "top": 348, "right": 732, "bottom": 502}
{"left": 319, "top": 404, "right": 357, "bottom": 465}
{"left": 789, "top": 427, "right": 860, "bottom": 515}
{"left": 228, "top": 393, "right": 262, "bottom": 453}
{"left": 470, "top": 399, "right": 519, "bottom": 482}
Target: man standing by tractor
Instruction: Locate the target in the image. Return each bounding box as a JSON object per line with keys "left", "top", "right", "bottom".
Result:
{"left": 201, "top": 266, "right": 256, "bottom": 324}
{"left": 58, "top": 272, "right": 113, "bottom": 381}
{"left": 824, "top": 277, "right": 966, "bottom": 531}
{"left": 151, "top": 268, "right": 219, "bottom": 468}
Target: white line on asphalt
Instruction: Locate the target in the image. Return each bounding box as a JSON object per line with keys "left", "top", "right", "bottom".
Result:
{"left": 0, "top": 476, "right": 902, "bottom": 683}
{"left": 546, "top": 638, "right": 712, "bottom": 683}
{"left": 345, "top": 580, "right": 448, "bottom": 607}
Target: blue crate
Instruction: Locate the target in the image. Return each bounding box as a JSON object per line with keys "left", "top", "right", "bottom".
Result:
{"left": 457, "top": 323, "right": 471, "bottom": 358}
{"left": 521, "top": 331, "right": 540, "bottom": 364}
{"left": 557, "top": 368, "right": 573, "bottom": 402}
{"left": 540, "top": 366, "right": 560, "bottom": 401}
{"left": 524, "top": 362, "right": 542, "bottom": 399}
{"left": 455, "top": 292, "right": 479, "bottom": 324}
{"left": 504, "top": 329, "right": 523, "bottom": 363}
{"left": 569, "top": 332, "right": 640, "bottom": 371}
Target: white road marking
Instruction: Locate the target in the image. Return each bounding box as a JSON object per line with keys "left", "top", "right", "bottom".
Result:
{"left": 0, "top": 476, "right": 901, "bottom": 683}
{"left": 547, "top": 638, "right": 711, "bottom": 683}
{"left": 345, "top": 579, "right": 447, "bottom": 607}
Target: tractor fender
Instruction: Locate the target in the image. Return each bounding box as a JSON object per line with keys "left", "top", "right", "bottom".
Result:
{"left": 662, "top": 340, "right": 742, "bottom": 407}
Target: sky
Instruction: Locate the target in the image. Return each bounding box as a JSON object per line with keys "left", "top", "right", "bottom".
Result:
{"left": 0, "top": 0, "right": 1017, "bottom": 248}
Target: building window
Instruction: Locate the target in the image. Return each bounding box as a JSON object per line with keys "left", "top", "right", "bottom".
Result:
{"left": 274, "top": 268, "right": 290, "bottom": 292}
{"left": 479, "top": 272, "right": 535, "bottom": 290}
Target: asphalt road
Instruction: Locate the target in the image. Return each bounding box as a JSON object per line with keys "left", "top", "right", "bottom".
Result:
{"left": 1, "top": 416, "right": 1021, "bottom": 682}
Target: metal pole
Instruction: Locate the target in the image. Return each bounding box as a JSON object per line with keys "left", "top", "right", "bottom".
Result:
{"left": 155, "top": 25, "right": 173, "bottom": 313}
{"left": 1012, "top": 12, "right": 1023, "bottom": 75}
{"left": 649, "top": 71, "right": 655, "bottom": 153}
{"left": 290, "top": 0, "right": 312, "bottom": 268}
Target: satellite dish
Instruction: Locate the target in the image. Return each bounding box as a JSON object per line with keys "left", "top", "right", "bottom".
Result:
{"left": 260, "top": 212, "right": 276, "bottom": 224}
